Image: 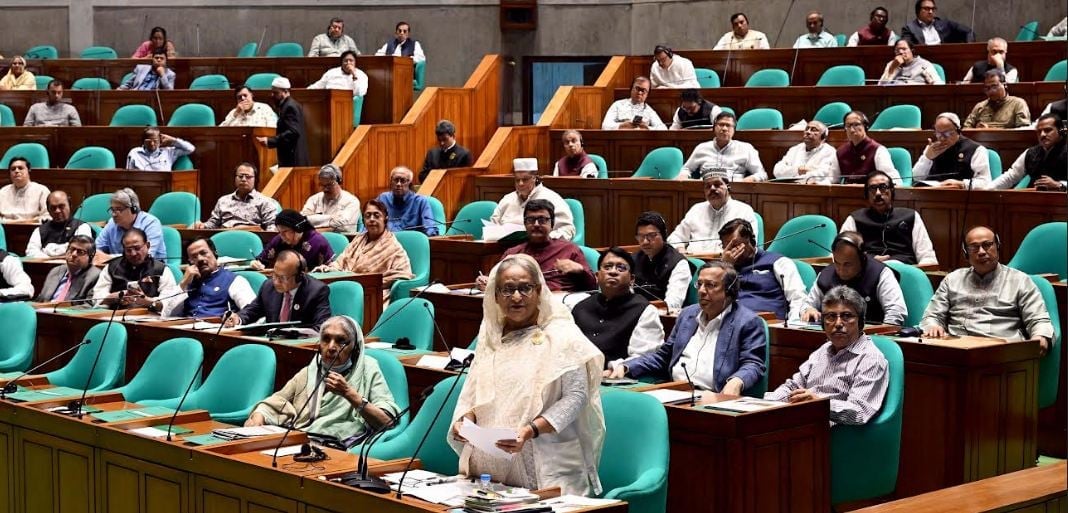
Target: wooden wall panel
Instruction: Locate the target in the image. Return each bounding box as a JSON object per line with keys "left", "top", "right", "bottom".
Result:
{"left": 0, "top": 424, "right": 11, "bottom": 513}
{"left": 195, "top": 476, "right": 297, "bottom": 513}
{"left": 98, "top": 450, "right": 189, "bottom": 513}
{"left": 15, "top": 428, "right": 95, "bottom": 513}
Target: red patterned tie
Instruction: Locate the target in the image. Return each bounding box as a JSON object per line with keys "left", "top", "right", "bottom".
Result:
{"left": 280, "top": 291, "right": 292, "bottom": 322}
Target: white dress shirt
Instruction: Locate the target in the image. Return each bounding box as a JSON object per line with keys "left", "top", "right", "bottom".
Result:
{"left": 668, "top": 198, "right": 758, "bottom": 254}
{"left": 793, "top": 31, "right": 838, "bottom": 48}
{"left": 677, "top": 139, "right": 767, "bottom": 181}
{"left": 489, "top": 184, "right": 576, "bottom": 241}
{"left": 0, "top": 255, "right": 34, "bottom": 298}
{"left": 25, "top": 222, "right": 94, "bottom": 258}
{"left": 803, "top": 267, "right": 908, "bottom": 326}
{"left": 308, "top": 66, "right": 369, "bottom": 97}
{"left": 601, "top": 99, "right": 667, "bottom": 130}
{"left": 773, "top": 142, "right": 837, "bottom": 183}
{"left": 375, "top": 40, "right": 426, "bottom": 63}
{"left": 713, "top": 31, "right": 770, "bottom": 50}
{"left": 673, "top": 305, "right": 731, "bottom": 390}
{"left": 840, "top": 213, "right": 939, "bottom": 266}
{"left": 987, "top": 149, "right": 1068, "bottom": 190}
{"left": 767, "top": 255, "right": 810, "bottom": 320}
{"left": 650, "top": 55, "right": 700, "bottom": 89}
{"left": 301, "top": 190, "right": 361, "bottom": 232}
{"left": 670, "top": 104, "right": 723, "bottom": 130}
{"left": 911, "top": 142, "right": 991, "bottom": 189}
{"left": 665, "top": 259, "right": 693, "bottom": 312}
{"left": 920, "top": 22, "right": 941, "bottom": 44}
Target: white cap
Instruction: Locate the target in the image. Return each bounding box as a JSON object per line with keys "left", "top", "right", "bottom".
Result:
{"left": 271, "top": 77, "right": 292, "bottom": 90}
{"left": 936, "top": 112, "right": 961, "bottom": 130}
{"left": 701, "top": 168, "right": 731, "bottom": 182}
{"left": 513, "top": 158, "right": 538, "bottom": 173}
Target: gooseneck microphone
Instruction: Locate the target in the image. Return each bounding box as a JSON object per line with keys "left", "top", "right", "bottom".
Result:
{"left": 69, "top": 290, "right": 124, "bottom": 418}
{"left": 680, "top": 361, "right": 697, "bottom": 407}
{"left": 342, "top": 384, "right": 436, "bottom": 493}
{"left": 1, "top": 339, "right": 91, "bottom": 399}
{"left": 165, "top": 311, "right": 232, "bottom": 441}
{"left": 761, "top": 223, "right": 828, "bottom": 248}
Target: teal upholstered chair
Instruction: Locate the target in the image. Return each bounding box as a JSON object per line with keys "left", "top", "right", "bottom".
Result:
{"left": 149, "top": 192, "right": 201, "bottom": 227}
{"left": 588, "top": 154, "right": 609, "bottom": 178}
{"left": 168, "top": 103, "right": 217, "bottom": 127}
{"left": 812, "top": 102, "right": 852, "bottom": 127}
{"left": 564, "top": 198, "right": 586, "bottom": 246}
{"left": 817, "top": 65, "right": 865, "bottom": 86}
{"left": 0, "top": 142, "right": 50, "bottom": 169}
{"left": 329, "top": 281, "right": 365, "bottom": 324}
{"left": 1008, "top": 222, "right": 1067, "bottom": 279}
{"left": 245, "top": 73, "right": 281, "bottom": 90}
{"left": 0, "top": 302, "right": 36, "bottom": 372}
{"left": 71, "top": 77, "right": 111, "bottom": 90}
{"left": 172, "top": 155, "right": 194, "bottom": 170}
{"left": 580, "top": 245, "right": 601, "bottom": 271}
{"left": 66, "top": 146, "right": 116, "bottom": 169}
{"left": 632, "top": 147, "right": 683, "bottom": 179}
{"left": 930, "top": 63, "right": 946, "bottom": 83}
{"left": 391, "top": 231, "right": 430, "bottom": 300}
{"left": 413, "top": 60, "right": 427, "bottom": 91}
{"left": 745, "top": 318, "right": 771, "bottom": 398}
{"left": 694, "top": 68, "right": 721, "bottom": 88}
{"left": 365, "top": 349, "right": 411, "bottom": 443}
{"left": 24, "top": 45, "right": 58, "bottom": 59}
{"left": 736, "top": 108, "right": 784, "bottom": 130}
{"left": 109, "top": 104, "right": 157, "bottom": 126}
{"left": 371, "top": 298, "right": 434, "bottom": 350}
{"left": 322, "top": 231, "right": 351, "bottom": 256}
{"left": 884, "top": 260, "right": 933, "bottom": 327}
{"left": 446, "top": 200, "right": 497, "bottom": 239}
{"left": 210, "top": 231, "right": 264, "bottom": 260}
{"left": 870, "top": 105, "right": 921, "bottom": 130}
{"left": 684, "top": 257, "right": 705, "bottom": 307}
{"left": 236, "top": 42, "right": 258, "bottom": 57}
{"left": 766, "top": 215, "right": 837, "bottom": 258}
{"left": 987, "top": 148, "right": 1003, "bottom": 179}
{"left": 744, "top": 69, "right": 789, "bottom": 87}
{"left": 835, "top": 33, "right": 848, "bottom": 46}
{"left": 161, "top": 227, "right": 182, "bottom": 276}
{"left": 830, "top": 335, "right": 904, "bottom": 505}
{"left": 74, "top": 193, "right": 113, "bottom": 223}
{"left": 887, "top": 147, "right": 914, "bottom": 186}
{"left": 598, "top": 388, "right": 669, "bottom": 513}
{"left": 34, "top": 75, "right": 54, "bottom": 90}
{"left": 353, "top": 95, "right": 364, "bottom": 127}
{"left": 368, "top": 375, "right": 465, "bottom": 474}
{"left": 793, "top": 259, "right": 817, "bottom": 289}
{"left": 1044, "top": 60, "right": 1067, "bottom": 82}
{"left": 236, "top": 270, "right": 268, "bottom": 292}
{"left": 0, "top": 224, "right": 6, "bottom": 250}
{"left": 423, "top": 195, "right": 446, "bottom": 236}
{"left": 1016, "top": 21, "right": 1040, "bottom": 41}
{"left": 44, "top": 322, "right": 128, "bottom": 391}
{"left": 752, "top": 212, "right": 765, "bottom": 246}
{"left": 1030, "top": 276, "right": 1062, "bottom": 409}
{"left": 79, "top": 46, "right": 117, "bottom": 59}
{"left": 114, "top": 338, "right": 203, "bottom": 403}
{"left": 1014, "top": 175, "right": 1033, "bottom": 189}
{"left": 0, "top": 104, "right": 14, "bottom": 127}
{"left": 189, "top": 74, "right": 231, "bottom": 90}
{"left": 265, "top": 42, "right": 303, "bottom": 57}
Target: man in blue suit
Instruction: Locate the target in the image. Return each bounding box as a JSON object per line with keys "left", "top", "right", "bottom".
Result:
{"left": 605, "top": 260, "right": 766, "bottom": 395}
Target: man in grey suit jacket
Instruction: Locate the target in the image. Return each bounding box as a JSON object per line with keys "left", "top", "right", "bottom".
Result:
{"left": 118, "top": 50, "right": 175, "bottom": 90}
{"left": 35, "top": 235, "right": 101, "bottom": 302}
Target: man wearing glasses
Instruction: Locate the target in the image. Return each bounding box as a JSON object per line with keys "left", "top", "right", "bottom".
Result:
{"left": 377, "top": 166, "right": 438, "bottom": 236}
{"left": 195, "top": 163, "right": 277, "bottom": 230}
{"left": 900, "top": 0, "right": 974, "bottom": 46}
{"left": 36, "top": 235, "right": 99, "bottom": 302}
{"left": 633, "top": 211, "right": 694, "bottom": 314}
{"left": 125, "top": 127, "right": 195, "bottom": 171}
{"left": 92, "top": 228, "right": 180, "bottom": 311}
{"left": 963, "top": 69, "right": 1031, "bottom": 129}
{"left": 601, "top": 76, "right": 666, "bottom": 130}
{"left": 95, "top": 188, "right": 167, "bottom": 262}
{"left": 920, "top": 226, "right": 1053, "bottom": 354}
{"left": 25, "top": 190, "right": 93, "bottom": 258}
{"left": 765, "top": 286, "right": 889, "bottom": 426}
{"left": 840, "top": 171, "right": 939, "bottom": 266}
{"left": 911, "top": 112, "right": 991, "bottom": 189}
{"left": 302, "top": 164, "right": 361, "bottom": 232}
{"left": 375, "top": 21, "right": 426, "bottom": 63}
{"left": 227, "top": 249, "right": 332, "bottom": 330}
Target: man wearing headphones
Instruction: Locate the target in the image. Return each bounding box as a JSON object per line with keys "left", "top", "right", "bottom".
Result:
{"left": 633, "top": 211, "right": 694, "bottom": 313}
{"left": 95, "top": 188, "right": 167, "bottom": 262}
{"left": 676, "top": 112, "right": 766, "bottom": 181}
{"left": 988, "top": 113, "right": 1067, "bottom": 191}
{"left": 800, "top": 231, "right": 908, "bottom": 326}
{"left": 912, "top": 113, "right": 991, "bottom": 189}
{"left": 668, "top": 169, "right": 758, "bottom": 254}
{"left": 605, "top": 261, "right": 767, "bottom": 396}
{"left": 92, "top": 228, "right": 180, "bottom": 311}
{"left": 195, "top": 163, "right": 277, "bottom": 230}
{"left": 489, "top": 158, "right": 576, "bottom": 240}
{"left": 36, "top": 235, "right": 98, "bottom": 302}
{"left": 921, "top": 226, "right": 1052, "bottom": 354}
{"left": 772, "top": 120, "right": 836, "bottom": 183}
{"left": 963, "top": 69, "right": 1030, "bottom": 129}
{"left": 765, "top": 286, "right": 889, "bottom": 426}
{"left": 228, "top": 249, "right": 332, "bottom": 330}
{"left": 126, "top": 127, "right": 194, "bottom": 171}
{"left": 164, "top": 237, "right": 256, "bottom": 317}
{"left": 669, "top": 89, "right": 722, "bottom": 130}
{"left": 649, "top": 45, "right": 699, "bottom": 89}
{"left": 828, "top": 110, "right": 899, "bottom": 184}
{"left": 302, "top": 164, "right": 361, "bottom": 232}
{"left": 719, "top": 219, "right": 808, "bottom": 321}
{"left": 840, "top": 171, "right": 939, "bottom": 266}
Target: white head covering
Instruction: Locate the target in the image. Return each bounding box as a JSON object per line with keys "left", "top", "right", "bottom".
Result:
{"left": 512, "top": 158, "right": 538, "bottom": 173}
{"left": 701, "top": 168, "right": 731, "bottom": 182}
{"left": 935, "top": 111, "right": 962, "bottom": 129}
{"left": 271, "top": 76, "right": 292, "bottom": 90}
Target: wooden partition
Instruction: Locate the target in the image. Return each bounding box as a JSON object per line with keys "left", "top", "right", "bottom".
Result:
{"left": 0, "top": 168, "right": 197, "bottom": 215}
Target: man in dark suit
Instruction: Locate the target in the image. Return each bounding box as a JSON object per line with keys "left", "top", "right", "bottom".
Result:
{"left": 900, "top": 0, "right": 973, "bottom": 46}
{"left": 35, "top": 235, "right": 100, "bottom": 302}
{"left": 227, "top": 249, "right": 331, "bottom": 330}
{"left": 418, "top": 119, "right": 472, "bottom": 182}
{"left": 256, "top": 76, "right": 310, "bottom": 167}
{"left": 605, "top": 261, "right": 767, "bottom": 396}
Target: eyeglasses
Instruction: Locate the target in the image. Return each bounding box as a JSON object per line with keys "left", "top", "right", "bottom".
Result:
{"left": 497, "top": 283, "right": 538, "bottom": 297}
{"left": 634, "top": 232, "right": 661, "bottom": 243}
{"left": 933, "top": 129, "right": 956, "bottom": 139}
{"left": 632, "top": 86, "right": 648, "bottom": 93}
{"left": 524, "top": 216, "right": 552, "bottom": 225}
{"left": 823, "top": 312, "right": 858, "bottom": 323}
{"left": 123, "top": 244, "right": 145, "bottom": 253}
{"left": 964, "top": 240, "right": 997, "bottom": 254}
{"left": 66, "top": 247, "right": 89, "bottom": 257}
{"left": 866, "top": 183, "right": 892, "bottom": 193}
{"left": 600, "top": 263, "right": 630, "bottom": 273}
{"left": 694, "top": 280, "right": 722, "bottom": 291}
{"left": 108, "top": 206, "right": 130, "bottom": 214}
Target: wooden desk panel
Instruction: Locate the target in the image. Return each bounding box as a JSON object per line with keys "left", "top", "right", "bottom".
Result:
{"left": 428, "top": 237, "right": 504, "bottom": 285}
{"left": 416, "top": 289, "right": 484, "bottom": 352}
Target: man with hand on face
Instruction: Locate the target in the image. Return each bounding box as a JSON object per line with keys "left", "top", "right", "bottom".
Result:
{"left": 841, "top": 171, "right": 939, "bottom": 266}
{"left": 912, "top": 112, "right": 990, "bottom": 189}
{"left": 126, "top": 127, "right": 195, "bottom": 171}
{"left": 227, "top": 249, "right": 332, "bottom": 330}
{"left": 0, "top": 157, "right": 50, "bottom": 221}
{"left": 605, "top": 261, "right": 767, "bottom": 396}
{"left": 24, "top": 80, "right": 81, "bottom": 126}
{"left": 877, "top": 39, "right": 943, "bottom": 85}
{"left": 921, "top": 226, "right": 1053, "bottom": 354}
{"left": 255, "top": 77, "right": 309, "bottom": 167}
{"left": 35, "top": 235, "right": 99, "bottom": 302}
{"left": 164, "top": 238, "right": 256, "bottom": 318}
{"left": 668, "top": 170, "right": 758, "bottom": 254}
{"left": 963, "top": 38, "right": 1017, "bottom": 83}
{"left": 118, "top": 50, "right": 175, "bottom": 90}
{"left": 829, "top": 110, "right": 899, "bottom": 184}
{"left": 25, "top": 190, "right": 92, "bottom": 258}
{"left": 676, "top": 112, "right": 766, "bottom": 182}
{"left": 219, "top": 86, "right": 277, "bottom": 127}
{"left": 195, "top": 163, "right": 277, "bottom": 230}
{"left": 963, "top": 70, "right": 1031, "bottom": 129}
{"left": 633, "top": 211, "right": 694, "bottom": 314}
{"left": 377, "top": 166, "right": 438, "bottom": 236}
{"left": 719, "top": 219, "right": 807, "bottom": 321}
{"left": 92, "top": 228, "right": 180, "bottom": 311}
{"left": 375, "top": 21, "right": 426, "bottom": 63}
{"left": 847, "top": 7, "right": 899, "bottom": 46}
{"left": 765, "top": 286, "right": 889, "bottom": 426}
{"left": 418, "top": 120, "right": 473, "bottom": 182}
{"left": 800, "top": 231, "right": 907, "bottom": 326}
{"left": 793, "top": 11, "right": 837, "bottom": 48}
{"left": 988, "top": 114, "right": 1067, "bottom": 191}
{"left": 572, "top": 247, "right": 665, "bottom": 366}
{"left": 308, "top": 51, "right": 368, "bottom": 98}
{"left": 670, "top": 89, "right": 722, "bottom": 130}
{"left": 650, "top": 45, "right": 699, "bottom": 89}
{"left": 772, "top": 121, "right": 836, "bottom": 183}
{"left": 489, "top": 158, "right": 575, "bottom": 240}
{"left": 602, "top": 76, "right": 666, "bottom": 130}
{"left": 96, "top": 188, "right": 167, "bottom": 262}
{"left": 302, "top": 164, "right": 361, "bottom": 232}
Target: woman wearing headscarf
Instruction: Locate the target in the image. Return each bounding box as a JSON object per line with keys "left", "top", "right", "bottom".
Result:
{"left": 132, "top": 26, "right": 178, "bottom": 59}
{"left": 0, "top": 56, "right": 36, "bottom": 90}
{"left": 448, "top": 253, "right": 606, "bottom": 496}
{"left": 246, "top": 315, "right": 398, "bottom": 442}
{"left": 252, "top": 209, "right": 334, "bottom": 270}
{"left": 315, "top": 199, "right": 413, "bottom": 299}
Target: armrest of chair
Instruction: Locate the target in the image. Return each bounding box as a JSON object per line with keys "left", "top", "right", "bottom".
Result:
{"left": 601, "top": 468, "right": 667, "bottom": 501}
{"left": 390, "top": 278, "right": 425, "bottom": 301}
{"left": 211, "top": 407, "right": 255, "bottom": 426}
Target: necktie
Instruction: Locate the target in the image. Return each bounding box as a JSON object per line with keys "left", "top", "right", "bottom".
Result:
{"left": 280, "top": 291, "right": 292, "bottom": 322}
{"left": 54, "top": 273, "right": 73, "bottom": 301}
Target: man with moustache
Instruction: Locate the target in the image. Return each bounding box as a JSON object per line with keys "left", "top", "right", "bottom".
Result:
{"left": 772, "top": 121, "right": 837, "bottom": 183}
{"left": 669, "top": 89, "right": 722, "bottom": 130}
{"left": 668, "top": 170, "right": 758, "bottom": 254}
{"left": 840, "top": 171, "right": 939, "bottom": 266}
{"left": 632, "top": 211, "right": 694, "bottom": 314}
{"left": 911, "top": 112, "right": 991, "bottom": 189}
{"left": 24, "top": 190, "right": 92, "bottom": 258}
{"left": 489, "top": 158, "right": 575, "bottom": 241}
{"left": 255, "top": 77, "right": 309, "bottom": 167}
{"left": 677, "top": 112, "right": 766, "bottom": 182}
{"left": 988, "top": 114, "right": 1067, "bottom": 191}
{"left": 164, "top": 238, "right": 256, "bottom": 317}
{"left": 36, "top": 235, "right": 99, "bottom": 302}
{"left": 92, "top": 228, "right": 180, "bottom": 311}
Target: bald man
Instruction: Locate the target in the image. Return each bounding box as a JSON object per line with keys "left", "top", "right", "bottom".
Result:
{"left": 25, "top": 190, "right": 93, "bottom": 258}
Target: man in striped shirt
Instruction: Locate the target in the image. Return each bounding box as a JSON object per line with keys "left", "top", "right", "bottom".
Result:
{"left": 765, "top": 285, "right": 889, "bottom": 425}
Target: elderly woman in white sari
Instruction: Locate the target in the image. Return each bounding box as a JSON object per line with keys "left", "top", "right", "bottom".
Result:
{"left": 448, "top": 253, "right": 606, "bottom": 496}
{"left": 245, "top": 315, "right": 399, "bottom": 443}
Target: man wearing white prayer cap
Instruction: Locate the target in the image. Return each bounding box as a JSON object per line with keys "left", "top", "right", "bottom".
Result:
{"left": 667, "top": 168, "right": 759, "bottom": 254}
{"left": 911, "top": 111, "right": 991, "bottom": 189}
{"left": 487, "top": 157, "right": 576, "bottom": 241}
{"left": 255, "top": 76, "right": 309, "bottom": 166}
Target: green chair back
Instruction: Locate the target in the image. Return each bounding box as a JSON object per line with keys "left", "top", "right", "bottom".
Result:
{"left": 149, "top": 192, "right": 201, "bottom": 227}
{"left": 736, "top": 108, "right": 784, "bottom": 130}
{"left": 161, "top": 226, "right": 182, "bottom": 267}
{"left": 1030, "top": 276, "right": 1062, "bottom": 409}
{"left": 157, "top": 344, "right": 275, "bottom": 424}
{"left": 1008, "top": 222, "right": 1067, "bottom": 279}
{"left": 580, "top": 245, "right": 601, "bottom": 271}
{"left": 564, "top": 198, "right": 586, "bottom": 246}
{"left": 79, "top": 46, "right": 117, "bottom": 59}
{"left": 0, "top": 302, "right": 36, "bottom": 372}
{"left": 265, "top": 42, "right": 303, "bottom": 57}
{"left": 1, "top": 142, "right": 50, "bottom": 168}
{"left": 365, "top": 349, "right": 411, "bottom": 443}
{"left": 598, "top": 388, "right": 669, "bottom": 513}
{"left": 236, "top": 270, "right": 268, "bottom": 292}
{"left": 766, "top": 215, "right": 837, "bottom": 258}
{"left": 390, "top": 231, "right": 430, "bottom": 300}
{"left": 817, "top": 65, "right": 865, "bottom": 86}
{"left": 236, "top": 42, "right": 258, "bottom": 57}
{"left": 74, "top": 193, "right": 113, "bottom": 223}
{"left": 719, "top": 106, "right": 735, "bottom": 117}
{"left": 71, "top": 77, "right": 111, "bottom": 90}
{"left": 329, "top": 280, "right": 365, "bottom": 323}
{"left": 321, "top": 231, "right": 350, "bottom": 256}
{"left": 368, "top": 375, "right": 466, "bottom": 474}
{"left": 66, "top": 146, "right": 116, "bottom": 169}
{"left": 446, "top": 200, "right": 497, "bottom": 239}
{"left": 109, "top": 104, "right": 157, "bottom": 127}
{"left": 987, "top": 148, "right": 1002, "bottom": 179}
{"left": 830, "top": 335, "right": 904, "bottom": 505}
{"left": 210, "top": 231, "right": 264, "bottom": 260}
{"left": 745, "top": 318, "right": 771, "bottom": 398}
{"left": 120, "top": 72, "right": 134, "bottom": 87}
{"left": 835, "top": 33, "right": 847, "bottom": 46}
{"left": 413, "top": 60, "right": 427, "bottom": 91}
{"left": 115, "top": 338, "right": 203, "bottom": 403}
{"left": 632, "top": 147, "right": 683, "bottom": 179}
{"left": 371, "top": 298, "right": 434, "bottom": 350}
{"left": 684, "top": 257, "right": 705, "bottom": 307}
{"left": 870, "top": 105, "right": 921, "bottom": 130}
{"left": 167, "top": 103, "right": 216, "bottom": 127}
{"left": 190, "top": 74, "right": 231, "bottom": 90}
{"left": 0, "top": 104, "right": 14, "bottom": 127}
{"left": 353, "top": 95, "right": 364, "bottom": 127}
{"left": 245, "top": 72, "right": 281, "bottom": 90}
{"left": 884, "top": 260, "right": 933, "bottom": 327}
{"left": 744, "top": 69, "right": 789, "bottom": 87}
{"left": 753, "top": 212, "right": 765, "bottom": 246}
{"left": 24, "top": 45, "right": 58, "bottom": 59}
{"left": 173, "top": 155, "right": 194, "bottom": 170}
{"left": 34, "top": 75, "right": 54, "bottom": 90}
{"left": 1016, "top": 21, "right": 1040, "bottom": 41}
{"left": 424, "top": 195, "right": 446, "bottom": 235}
{"left": 1045, "top": 60, "right": 1068, "bottom": 82}
{"left": 44, "top": 322, "right": 128, "bottom": 391}
{"left": 812, "top": 101, "right": 852, "bottom": 127}
{"left": 793, "top": 259, "right": 817, "bottom": 289}
{"left": 588, "top": 153, "right": 609, "bottom": 178}
{"left": 0, "top": 224, "right": 6, "bottom": 250}
{"left": 887, "top": 147, "right": 914, "bottom": 186}
{"left": 1015, "top": 174, "right": 1032, "bottom": 189}
{"left": 694, "top": 67, "right": 721, "bottom": 88}
{"left": 931, "top": 62, "right": 946, "bottom": 83}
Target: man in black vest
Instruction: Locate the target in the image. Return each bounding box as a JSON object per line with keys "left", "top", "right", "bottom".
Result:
{"left": 669, "top": 89, "right": 722, "bottom": 130}
{"left": 24, "top": 190, "right": 92, "bottom": 258}
{"left": 911, "top": 112, "right": 991, "bottom": 189}
{"left": 962, "top": 38, "right": 1017, "bottom": 83}
{"left": 91, "top": 228, "right": 180, "bottom": 311}
{"left": 800, "top": 231, "right": 907, "bottom": 325}
{"left": 632, "top": 211, "right": 694, "bottom": 314}
{"left": 571, "top": 247, "right": 665, "bottom": 369}
{"left": 375, "top": 21, "right": 425, "bottom": 63}
{"left": 841, "top": 171, "right": 939, "bottom": 266}
{"left": 989, "top": 113, "right": 1068, "bottom": 191}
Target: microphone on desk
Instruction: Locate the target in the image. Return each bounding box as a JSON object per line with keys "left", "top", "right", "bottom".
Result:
{"left": 1, "top": 338, "right": 92, "bottom": 399}
{"left": 680, "top": 361, "right": 697, "bottom": 407}
{"left": 398, "top": 218, "right": 471, "bottom": 235}
{"left": 420, "top": 300, "right": 473, "bottom": 370}
{"left": 67, "top": 290, "right": 123, "bottom": 418}
{"left": 363, "top": 281, "right": 440, "bottom": 350}
{"left": 164, "top": 311, "right": 232, "bottom": 441}
{"left": 761, "top": 223, "right": 828, "bottom": 248}
{"left": 341, "top": 384, "right": 436, "bottom": 493}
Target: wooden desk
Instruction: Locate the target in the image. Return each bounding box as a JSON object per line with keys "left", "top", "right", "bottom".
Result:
{"left": 428, "top": 237, "right": 505, "bottom": 286}
{"left": 416, "top": 287, "right": 485, "bottom": 352}
{"left": 770, "top": 326, "right": 1043, "bottom": 497}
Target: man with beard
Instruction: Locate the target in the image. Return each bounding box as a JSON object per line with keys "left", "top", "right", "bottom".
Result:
{"left": 772, "top": 121, "right": 836, "bottom": 183}
{"left": 255, "top": 77, "right": 309, "bottom": 167}
{"left": 840, "top": 170, "right": 939, "bottom": 266}
{"left": 164, "top": 238, "right": 256, "bottom": 317}
{"left": 92, "top": 228, "right": 180, "bottom": 311}
{"left": 800, "top": 231, "right": 907, "bottom": 326}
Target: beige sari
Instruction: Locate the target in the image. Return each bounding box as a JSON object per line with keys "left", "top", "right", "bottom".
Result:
{"left": 325, "top": 230, "right": 413, "bottom": 298}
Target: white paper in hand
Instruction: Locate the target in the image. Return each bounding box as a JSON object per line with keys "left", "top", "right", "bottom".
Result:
{"left": 459, "top": 418, "right": 515, "bottom": 460}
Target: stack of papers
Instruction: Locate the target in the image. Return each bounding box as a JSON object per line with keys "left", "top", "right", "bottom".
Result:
{"left": 464, "top": 487, "right": 542, "bottom": 512}
{"left": 211, "top": 425, "right": 287, "bottom": 440}
{"left": 643, "top": 389, "right": 699, "bottom": 405}
{"left": 540, "top": 495, "right": 622, "bottom": 512}
{"left": 481, "top": 222, "right": 525, "bottom": 243}
{"left": 703, "top": 397, "right": 782, "bottom": 413}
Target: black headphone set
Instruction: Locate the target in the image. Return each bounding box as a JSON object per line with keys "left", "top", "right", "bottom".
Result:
{"left": 119, "top": 188, "right": 141, "bottom": 214}
{"left": 960, "top": 232, "right": 1001, "bottom": 258}
{"left": 654, "top": 45, "right": 673, "bottom": 58}
{"left": 294, "top": 443, "right": 328, "bottom": 462}
{"left": 844, "top": 111, "right": 870, "bottom": 130}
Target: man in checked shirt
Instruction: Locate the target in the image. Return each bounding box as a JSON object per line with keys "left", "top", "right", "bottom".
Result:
{"left": 765, "top": 285, "right": 889, "bottom": 425}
